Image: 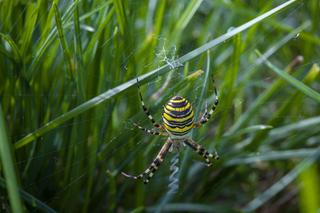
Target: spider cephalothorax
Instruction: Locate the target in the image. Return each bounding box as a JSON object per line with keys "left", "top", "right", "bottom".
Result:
{"left": 122, "top": 79, "right": 219, "bottom": 184}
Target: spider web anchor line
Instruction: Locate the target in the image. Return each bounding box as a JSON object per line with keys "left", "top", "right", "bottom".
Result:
{"left": 168, "top": 153, "right": 179, "bottom": 194}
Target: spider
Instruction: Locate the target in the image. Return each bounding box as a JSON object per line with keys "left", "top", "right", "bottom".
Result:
{"left": 122, "top": 78, "right": 219, "bottom": 184}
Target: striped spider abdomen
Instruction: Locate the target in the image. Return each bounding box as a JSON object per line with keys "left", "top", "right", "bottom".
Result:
{"left": 162, "top": 96, "right": 194, "bottom": 138}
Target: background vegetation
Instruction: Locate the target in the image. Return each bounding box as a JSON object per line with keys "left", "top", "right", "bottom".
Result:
{"left": 0, "top": 0, "right": 319, "bottom": 212}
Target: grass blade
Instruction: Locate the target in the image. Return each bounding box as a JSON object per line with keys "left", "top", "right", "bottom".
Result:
{"left": 53, "top": 2, "right": 75, "bottom": 80}
{"left": 226, "top": 148, "right": 318, "bottom": 166}
{"left": 149, "top": 203, "right": 238, "bottom": 213}
{"left": 269, "top": 115, "right": 320, "bottom": 138}
{"left": 0, "top": 105, "right": 24, "bottom": 213}
{"left": 20, "top": 2, "right": 39, "bottom": 58}
{"left": 298, "top": 163, "right": 320, "bottom": 213}
{"left": 0, "top": 33, "right": 22, "bottom": 63}
{"left": 73, "top": 0, "right": 85, "bottom": 99}
{"left": 113, "top": 0, "right": 127, "bottom": 35}
{"left": 196, "top": 50, "right": 211, "bottom": 119}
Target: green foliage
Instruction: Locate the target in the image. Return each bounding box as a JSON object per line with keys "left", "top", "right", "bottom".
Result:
{"left": 0, "top": 0, "right": 319, "bottom": 212}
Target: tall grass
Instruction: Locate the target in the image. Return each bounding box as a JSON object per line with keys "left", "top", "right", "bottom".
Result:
{"left": 0, "top": 0, "right": 319, "bottom": 212}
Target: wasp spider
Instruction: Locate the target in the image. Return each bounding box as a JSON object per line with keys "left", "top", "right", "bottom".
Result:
{"left": 122, "top": 79, "right": 219, "bottom": 184}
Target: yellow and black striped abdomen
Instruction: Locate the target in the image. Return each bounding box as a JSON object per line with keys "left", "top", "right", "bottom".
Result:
{"left": 162, "top": 96, "right": 194, "bottom": 137}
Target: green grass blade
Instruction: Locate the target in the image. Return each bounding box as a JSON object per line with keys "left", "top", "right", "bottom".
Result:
{"left": 226, "top": 148, "right": 318, "bottom": 166}
{"left": 0, "top": 33, "right": 22, "bottom": 63}
{"left": 269, "top": 116, "right": 320, "bottom": 138}
{"left": 73, "top": 0, "right": 85, "bottom": 99}
{"left": 298, "top": 163, "right": 320, "bottom": 213}
{"left": 0, "top": 105, "right": 24, "bottom": 213}
{"left": 113, "top": 0, "right": 126, "bottom": 35}
{"left": 53, "top": 2, "right": 74, "bottom": 79}
{"left": 149, "top": 203, "right": 238, "bottom": 213}
{"left": 196, "top": 50, "right": 211, "bottom": 118}
{"left": 20, "top": 2, "right": 39, "bottom": 58}
{"left": 230, "top": 125, "right": 273, "bottom": 138}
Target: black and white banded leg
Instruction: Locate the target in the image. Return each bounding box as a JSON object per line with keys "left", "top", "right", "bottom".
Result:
{"left": 137, "top": 78, "right": 162, "bottom": 129}
{"left": 133, "top": 123, "right": 168, "bottom": 136}
{"left": 195, "top": 80, "right": 219, "bottom": 128}
{"left": 184, "top": 139, "right": 219, "bottom": 166}
{"left": 122, "top": 140, "right": 172, "bottom": 184}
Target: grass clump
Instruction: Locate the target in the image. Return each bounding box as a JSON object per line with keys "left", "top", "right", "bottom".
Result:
{"left": 0, "top": 0, "right": 319, "bottom": 212}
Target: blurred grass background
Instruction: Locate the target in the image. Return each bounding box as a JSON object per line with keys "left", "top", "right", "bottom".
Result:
{"left": 0, "top": 0, "right": 320, "bottom": 212}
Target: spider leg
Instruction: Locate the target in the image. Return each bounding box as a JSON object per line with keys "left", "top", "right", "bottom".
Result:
{"left": 137, "top": 78, "right": 162, "bottom": 129}
{"left": 133, "top": 123, "right": 168, "bottom": 136}
{"left": 194, "top": 80, "right": 219, "bottom": 128}
{"left": 122, "top": 140, "right": 172, "bottom": 184}
{"left": 184, "top": 138, "right": 219, "bottom": 166}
